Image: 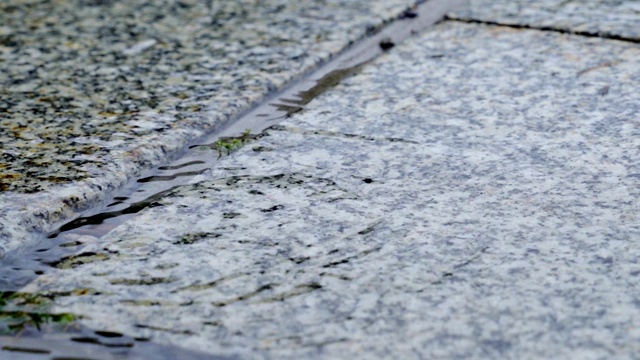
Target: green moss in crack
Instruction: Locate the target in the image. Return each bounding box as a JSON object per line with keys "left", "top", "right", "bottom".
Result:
{"left": 0, "top": 292, "right": 77, "bottom": 335}
{"left": 214, "top": 129, "right": 254, "bottom": 158}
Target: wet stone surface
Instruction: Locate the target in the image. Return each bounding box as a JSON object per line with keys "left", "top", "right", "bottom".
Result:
{"left": 449, "top": 0, "right": 640, "bottom": 40}
{"left": 0, "top": 291, "right": 225, "bottom": 359}
{"left": 0, "top": 0, "right": 417, "bottom": 253}
{"left": 24, "top": 22, "right": 640, "bottom": 358}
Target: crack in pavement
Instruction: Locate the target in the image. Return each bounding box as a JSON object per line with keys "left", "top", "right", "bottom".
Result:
{"left": 444, "top": 16, "right": 640, "bottom": 44}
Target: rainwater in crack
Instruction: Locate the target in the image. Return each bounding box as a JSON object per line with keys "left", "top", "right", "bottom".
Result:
{"left": 0, "top": 0, "right": 462, "bottom": 358}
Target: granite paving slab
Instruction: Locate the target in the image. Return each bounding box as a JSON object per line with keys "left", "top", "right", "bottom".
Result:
{"left": 0, "top": 0, "right": 418, "bottom": 254}
{"left": 448, "top": 0, "right": 640, "bottom": 41}
{"left": 22, "top": 20, "right": 640, "bottom": 358}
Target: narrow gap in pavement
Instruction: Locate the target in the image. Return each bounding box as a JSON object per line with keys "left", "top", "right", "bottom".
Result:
{"left": 444, "top": 16, "right": 640, "bottom": 44}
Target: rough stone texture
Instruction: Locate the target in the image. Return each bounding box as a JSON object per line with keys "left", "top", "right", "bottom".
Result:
{"left": 449, "top": 0, "right": 640, "bottom": 40}
{"left": 0, "top": 0, "right": 418, "bottom": 253}
{"left": 25, "top": 22, "right": 640, "bottom": 359}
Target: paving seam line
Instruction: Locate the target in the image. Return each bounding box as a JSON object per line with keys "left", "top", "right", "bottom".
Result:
{"left": 444, "top": 15, "right": 640, "bottom": 44}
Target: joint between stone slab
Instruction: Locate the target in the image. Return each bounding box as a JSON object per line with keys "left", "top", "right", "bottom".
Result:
{"left": 444, "top": 15, "right": 640, "bottom": 44}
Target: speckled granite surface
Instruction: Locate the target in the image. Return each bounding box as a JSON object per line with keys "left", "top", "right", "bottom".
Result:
{"left": 24, "top": 21, "right": 640, "bottom": 358}
{"left": 0, "top": 0, "right": 419, "bottom": 253}
{"left": 448, "top": 0, "right": 640, "bottom": 40}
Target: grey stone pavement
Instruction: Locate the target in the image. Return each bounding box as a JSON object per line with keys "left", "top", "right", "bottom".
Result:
{"left": 2, "top": 0, "right": 640, "bottom": 359}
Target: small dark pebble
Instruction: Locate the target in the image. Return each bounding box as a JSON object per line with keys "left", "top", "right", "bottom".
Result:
{"left": 379, "top": 38, "right": 395, "bottom": 51}
{"left": 400, "top": 10, "right": 418, "bottom": 19}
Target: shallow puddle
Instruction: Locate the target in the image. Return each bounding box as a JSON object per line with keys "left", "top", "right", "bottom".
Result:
{"left": 0, "top": 291, "right": 225, "bottom": 359}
